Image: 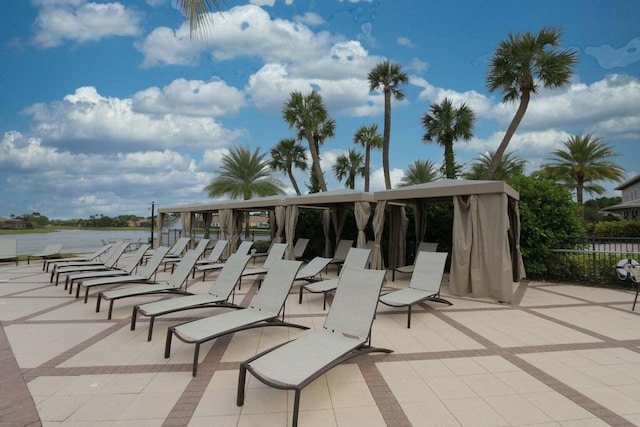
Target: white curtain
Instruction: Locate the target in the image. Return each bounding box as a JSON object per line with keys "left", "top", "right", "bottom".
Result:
{"left": 370, "top": 200, "right": 386, "bottom": 270}
{"left": 285, "top": 205, "right": 299, "bottom": 259}
{"left": 156, "top": 213, "right": 165, "bottom": 248}
{"left": 354, "top": 201, "right": 371, "bottom": 249}
{"left": 274, "top": 205, "right": 286, "bottom": 243}
{"left": 219, "top": 209, "right": 231, "bottom": 258}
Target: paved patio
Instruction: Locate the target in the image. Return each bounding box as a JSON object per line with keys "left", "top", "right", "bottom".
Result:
{"left": 1, "top": 252, "right": 639, "bottom": 426}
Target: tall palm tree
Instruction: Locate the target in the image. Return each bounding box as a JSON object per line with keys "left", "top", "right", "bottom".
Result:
{"left": 368, "top": 60, "right": 409, "bottom": 189}
{"left": 269, "top": 138, "right": 308, "bottom": 196}
{"left": 283, "top": 90, "right": 335, "bottom": 192}
{"left": 399, "top": 159, "right": 440, "bottom": 187}
{"left": 484, "top": 27, "right": 578, "bottom": 179}
{"left": 422, "top": 98, "right": 475, "bottom": 179}
{"left": 333, "top": 149, "right": 365, "bottom": 190}
{"left": 205, "top": 145, "right": 285, "bottom": 200}
{"left": 353, "top": 124, "right": 383, "bottom": 192}
{"left": 464, "top": 150, "right": 526, "bottom": 183}
{"left": 177, "top": 0, "right": 220, "bottom": 37}
{"left": 541, "top": 134, "right": 625, "bottom": 205}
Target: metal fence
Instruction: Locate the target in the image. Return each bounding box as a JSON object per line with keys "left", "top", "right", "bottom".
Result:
{"left": 548, "top": 237, "right": 640, "bottom": 287}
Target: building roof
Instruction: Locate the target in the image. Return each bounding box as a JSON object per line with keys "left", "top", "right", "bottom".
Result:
{"left": 615, "top": 174, "right": 640, "bottom": 191}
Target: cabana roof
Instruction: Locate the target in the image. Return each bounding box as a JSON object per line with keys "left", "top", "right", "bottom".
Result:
{"left": 158, "top": 201, "right": 229, "bottom": 214}
{"left": 285, "top": 189, "right": 375, "bottom": 207}
{"left": 373, "top": 179, "right": 519, "bottom": 202}
{"left": 222, "top": 195, "right": 288, "bottom": 210}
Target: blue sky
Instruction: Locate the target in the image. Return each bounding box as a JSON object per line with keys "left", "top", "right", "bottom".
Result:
{"left": 1, "top": 0, "right": 639, "bottom": 219}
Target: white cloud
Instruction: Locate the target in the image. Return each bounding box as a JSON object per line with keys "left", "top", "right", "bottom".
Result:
{"left": 293, "top": 12, "right": 325, "bottom": 26}
{"left": 23, "top": 86, "right": 245, "bottom": 153}
{"left": 33, "top": 0, "right": 141, "bottom": 48}
{"left": 397, "top": 37, "right": 413, "bottom": 47}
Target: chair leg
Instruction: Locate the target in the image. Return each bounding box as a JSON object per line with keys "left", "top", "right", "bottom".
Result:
{"left": 147, "top": 316, "right": 155, "bottom": 341}
{"left": 107, "top": 300, "right": 115, "bottom": 319}
{"left": 164, "top": 328, "right": 173, "bottom": 358}
{"left": 633, "top": 284, "right": 639, "bottom": 311}
{"left": 237, "top": 363, "right": 247, "bottom": 406}
{"left": 298, "top": 285, "right": 303, "bottom": 304}
{"left": 131, "top": 307, "right": 138, "bottom": 330}
{"left": 193, "top": 343, "right": 200, "bottom": 377}
{"left": 407, "top": 305, "right": 412, "bottom": 329}
{"left": 96, "top": 293, "right": 102, "bottom": 312}
{"left": 292, "top": 390, "right": 301, "bottom": 427}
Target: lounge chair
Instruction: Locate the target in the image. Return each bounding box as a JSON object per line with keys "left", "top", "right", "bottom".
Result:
{"left": 237, "top": 267, "right": 391, "bottom": 427}
{"left": 197, "top": 240, "right": 254, "bottom": 280}
{"left": 161, "top": 238, "right": 210, "bottom": 272}
{"left": 164, "top": 259, "right": 305, "bottom": 377}
{"left": 326, "top": 239, "right": 354, "bottom": 272}
{"left": 52, "top": 241, "right": 129, "bottom": 285}
{"left": 195, "top": 240, "right": 229, "bottom": 266}
{"left": 27, "top": 244, "right": 64, "bottom": 267}
{"left": 77, "top": 246, "right": 171, "bottom": 302}
{"left": 303, "top": 247, "right": 371, "bottom": 310}
{"left": 131, "top": 253, "right": 251, "bottom": 341}
{"left": 379, "top": 251, "right": 452, "bottom": 328}
{"left": 293, "top": 238, "right": 310, "bottom": 260}
{"left": 0, "top": 239, "right": 18, "bottom": 265}
{"left": 392, "top": 241, "right": 438, "bottom": 281}
{"left": 616, "top": 258, "right": 640, "bottom": 311}
{"left": 44, "top": 243, "right": 112, "bottom": 272}
{"left": 143, "top": 237, "right": 191, "bottom": 263}
{"left": 97, "top": 249, "right": 203, "bottom": 319}
{"left": 65, "top": 244, "right": 150, "bottom": 294}
{"left": 292, "top": 256, "right": 332, "bottom": 303}
{"left": 239, "top": 242, "right": 288, "bottom": 283}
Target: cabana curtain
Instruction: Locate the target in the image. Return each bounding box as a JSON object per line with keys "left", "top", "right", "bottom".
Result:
{"left": 450, "top": 194, "right": 513, "bottom": 303}
{"left": 274, "top": 205, "right": 286, "bottom": 243}
{"left": 285, "top": 205, "right": 299, "bottom": 259}
{"left": 354, "top": 201, "right": 371, "bottom": 249}
{"left": 370, "top": 200, "right": 386, "bottom": 270}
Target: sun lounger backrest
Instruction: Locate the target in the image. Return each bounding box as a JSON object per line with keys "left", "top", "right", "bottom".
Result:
{"left": 235, "top": 240, "right": 254, "bottom": 256}
{"left": 139, "top": 246, "right": 171, "bottom": 278}
{"left": 207, "top": 240, "right": 229, "bottom": 262}
{"left": 193, "top": 239, "right": 210, "bottom": 258}
{"left": 410, "top": 251, "right": 447, "bottom": 293}
{"left": 297, "top": 257, "right": 332, "bottom": 278}
{"left": 263, "top": 243, "right": 288, "bottom": 269}
{"left": 40, "top": 244, "right": 64, "bottom": 256}
{"left": 324, "top": 267, "right": 386, "bottom": 340}
{"left": 102, "top": 241, "right": 129, "bottom": 268}
{"left": 167, "top": 249, "right": 201, "bottom": 288}
{"left": 334, "top": 240, "right": 354, "bottom": 261}
{"left": 121, "top": 244, "right": 150, "bottom": 273}
{"left": 250, "top": 259, "right": 302, "bottom": 314}
{"left": 168, "top": 237, "right": 191, "bottom": 256}
{"left": 89, "top": 244, "right": 113, "bottom": 260}
{"left": 340, "top": 248, "right": 371, "bottom": 277}
{"left": 208, "top": 253, "right": 251, "bottom": 298}
{"left": 0, "top": 239, "right": 17, "bottom": 258}
{"left": 293, "top": 238, "right": 309, "bottom": 258}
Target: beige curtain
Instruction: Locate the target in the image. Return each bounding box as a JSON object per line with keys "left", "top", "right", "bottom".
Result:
{"left": 370, "top": 200, "right": 386, "bottom": 270}
{"left": 450, "top": 194, "right": 514, "bottom": 303}
{"left": 219, "top": 209, "right": 231, "bottom": 258}
{"left": 323, "top": 209, "right": 331, "bottom": 258}
{"left": 354, "top": 201, "right": 371, "bottom": 249}
{"left": 285, "top": 205, "right": 299, "bottom": 259}
{"left": 231, "top": 210, "right": 243, "bottom": 253}
{"left": 202, "top": 212, "right": 212, "bottom": 240}
{"left": 156, "top": 213, "right": 165, "bottom": 247}
{"left": 274, "top": 205, "right": 286, "bottom": 243}
{"left": 508, "top": 198, "right": 526, "bottom": 281}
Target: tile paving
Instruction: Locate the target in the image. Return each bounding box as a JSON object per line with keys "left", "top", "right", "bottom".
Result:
{"left": 1, "top": 252, "right": 639, "bottom": 426}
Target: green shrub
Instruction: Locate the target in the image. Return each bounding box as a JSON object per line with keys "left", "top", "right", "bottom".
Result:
{"left": 594, "top": 221, "right": 640, "bottom": 237}
{"left": 510, "top": 174, "right": 585, "bottom": 278}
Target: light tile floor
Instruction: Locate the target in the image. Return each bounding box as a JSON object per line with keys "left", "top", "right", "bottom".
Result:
{"left": 1, "top": 253, "right": 639, "bottom": 426}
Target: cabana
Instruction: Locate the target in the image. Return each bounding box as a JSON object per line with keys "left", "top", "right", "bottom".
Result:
{"left": 284, "top": 189, "right": 375, "bottom": 260}
{"left": 157, "top": 201, "right": 229, "bottom": 250}
{"left": 374, "top": 179, "right": 524, "bottom": 303}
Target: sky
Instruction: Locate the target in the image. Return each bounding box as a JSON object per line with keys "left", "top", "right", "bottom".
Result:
{"left": 1, "top": 0, "right": 639, "bottom": 220}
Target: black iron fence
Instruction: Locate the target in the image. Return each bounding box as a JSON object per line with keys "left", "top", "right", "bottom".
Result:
{"left": 548, "top": 237, "right": 640, "bottom": 287}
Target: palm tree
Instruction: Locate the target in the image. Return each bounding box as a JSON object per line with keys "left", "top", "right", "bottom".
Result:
{"left": 353, "top": 124, "right": 383, "bottom": 192}
{"left": 484, "top": 27, "right": 578, "bottom": 179}
{"left": 541, "top": 134, "right": 625, "bottom": 205}
{"left": 269, "top": 138, "right": 308, "bottom": 196}
{"left": 283, "top": 90, "right": 335, "bottom": 192}
{"left": 368, "top": 60, "right": 409, "bottom": 189}
{"left": 464, "top": 150, "right": 526, "bottom": 183}
{"left": 399, "top": 159, "right": 440, "bottom": 187}
{"left": 333, "top": 149, "right": 365, "bottom": 190}
{"left": 205, "top": 145, "right": 284, "bottom": 200}
{"left": 177, "top": 0, "right": 220, "bottom": 38}
{"left": 421, "top": 98, "right": 475, "bottom": 179}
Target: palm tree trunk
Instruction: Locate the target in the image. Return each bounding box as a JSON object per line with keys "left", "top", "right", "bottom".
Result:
{"left": 287, "top": 168, "right": 302, "bottom": 195}
{"left": 444, "top": 139, "right": 456, "bottom": 179}
{"left": 483, "top": 91, "right": 530, "bottom": 180}
{"left": 364, "top": 146, "right": 371, "bottom": 192}
{"left": 306, "top": 134, "right": 327, "bottom": 192}
{"left": 382, "top": 88, "right": 392, "bottom": 189}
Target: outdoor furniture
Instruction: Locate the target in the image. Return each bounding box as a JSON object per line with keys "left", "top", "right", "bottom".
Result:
{"left": 164, "top": 259, "right": 305, "bottom": 377}
{"left": 45, "top": 244, "right": 112, "bottom": 272}
{"left": 197, "top": 240, "right": 254, "bottom": 281}
{"left": 52, "top": 241, "right": 129, "bottom": 286}
{"left": 97, "top": 249, "right": 202, "bottom": 320}
{"left": 292, "top": 256, "right": 332, "bottom": 303}
{"left": 161, "top": 238, "right": 209, "bottom": 272}
{"left": 326, "top": 239, "right": 354, "bottom": 272}
{"left": 392, "top": 241, "right": 438, "bottom": 281}
{"left": 303, "top": 247, "right": 371, "bottom": 310}
{"left": 293, "top": 238, "right": 310, "bottom": 260}
{"left": 616, "top": 258, "right": 640, "bottom": 311}
{"left": 65, "top": 244, "right": 150, "bottom": 294}
{"left": 27, "top": 244, "right": 63, "bottom": 267}
{"left": 238, "top": 242, "right": 288, "bottom": 286}
{"left": 0, "top": 239, "right": 18, "bottom": 265}
{"left": 77, "top": 246, "right": 171, "bottom": 302}
{"left": 237, "top": 267, "right": 391, "bottom": 427}
{"left": 380, "top": 251, "right": 452, "bottom": 328}
{"left": 131, "top": 253, "right": 251, "bottom": 341}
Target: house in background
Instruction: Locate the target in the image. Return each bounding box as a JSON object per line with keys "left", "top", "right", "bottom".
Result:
{"left": 0, "top": 217, "right": 28, "bottom": 229}
{"left": 604, "top": 175, "right": 640, "bottom": 220}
